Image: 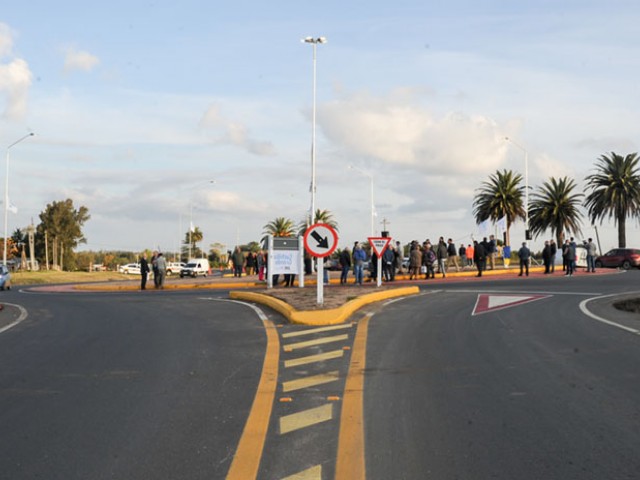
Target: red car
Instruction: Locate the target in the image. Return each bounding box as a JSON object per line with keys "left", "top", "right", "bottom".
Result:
{"left": 594, "top": 248, "right": 640, "bottom": 270}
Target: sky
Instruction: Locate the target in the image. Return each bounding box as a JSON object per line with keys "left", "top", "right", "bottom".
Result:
{"left": 1, "top": 0, "right": 640, "bottom": 256}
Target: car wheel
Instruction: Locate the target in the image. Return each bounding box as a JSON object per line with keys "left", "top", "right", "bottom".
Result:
{"left": 595, "top": 260, "right": 602, "bottom": 268}
{"left": 622, "top": 260, "right": 631, "bottom": 270}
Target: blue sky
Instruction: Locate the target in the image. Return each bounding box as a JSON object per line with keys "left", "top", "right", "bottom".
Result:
{"left": 1, "top": 1, "right": 640, "bottom": 255}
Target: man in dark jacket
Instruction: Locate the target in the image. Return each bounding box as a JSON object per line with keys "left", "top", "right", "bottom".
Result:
{"left": 473, "top": 240, "right": 486, "bottom": 277}
{"left": 140, "top": 253, "right": 150, "bottom": 290}
{"left": 518, "top": 242, "right": 531, "bottom": 276}
{"left": 542, "top": 240, "right": 553, "bottom": 274}
{"left": 339, "top": 247, "right": 352, "bottom": 285}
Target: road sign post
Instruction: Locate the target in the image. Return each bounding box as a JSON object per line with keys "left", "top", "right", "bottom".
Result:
{"left": 304, "top": 223, "right": 338, "bottom": 305}
{"left": 368, "top": 237, "right": 392, "bottom": 287}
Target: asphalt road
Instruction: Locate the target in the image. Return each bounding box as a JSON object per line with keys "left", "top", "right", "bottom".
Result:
{"left": 365, "top": 271, "right": 640, "bottom": 479}
{"left": 0, "top": 289, "right": 266, "bottom": 480}
{"left": 1, "top": 269, "right": 639, "bottom": 479}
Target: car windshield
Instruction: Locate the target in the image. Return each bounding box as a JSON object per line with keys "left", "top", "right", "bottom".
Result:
{"left": 185, "top": 263, "right": 197, "bottom": 268}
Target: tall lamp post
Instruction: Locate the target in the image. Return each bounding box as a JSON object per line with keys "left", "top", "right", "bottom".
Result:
{"left": 4, "top": 133, "right": 34, "bottom": 266}
{"left": 505, "top": 136, "right": 530, "bottom": 240}
{"left": 348, "top": 165, "right": 376, "bottom": 236}
{"left": 302, "top": 36, "right": 327, "bottom": 226}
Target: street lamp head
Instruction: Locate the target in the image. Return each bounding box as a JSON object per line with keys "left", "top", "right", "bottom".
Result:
{"left": 302, "top": 36, "right": 327, "bottom": 44}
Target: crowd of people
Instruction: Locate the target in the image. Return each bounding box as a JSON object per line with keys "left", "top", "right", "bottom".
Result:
{"left": 137, "top": 235, "right": 599, "bottom": 290}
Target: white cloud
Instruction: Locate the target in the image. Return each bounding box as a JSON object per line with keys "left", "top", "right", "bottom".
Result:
{"left": 63, "top": 48, "right": 100, "bottom": 73}
{"left": 200, "top": 104, "right": 276, "bottom": 156}
{"left": 0, "top": 23, "right": 14, "bottom": 58}
{"left": 0, "top": 58, "right": 32, "bottom": 119}
{"left": 317, "top": 91, "right": 507, "bottom": 175}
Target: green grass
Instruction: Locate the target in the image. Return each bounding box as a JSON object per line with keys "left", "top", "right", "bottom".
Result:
{"left": 11, "top": 270, "right": 135, "bottom": 285}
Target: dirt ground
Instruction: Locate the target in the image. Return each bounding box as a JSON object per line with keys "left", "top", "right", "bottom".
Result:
{"left": 261, "top": 284, "right": 398, "bottom": 310}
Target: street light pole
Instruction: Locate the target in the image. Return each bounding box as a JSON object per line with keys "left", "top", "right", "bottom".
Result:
{"left": 4, "top": 133, "right": 34, "bottom": 266}
{"left": 303, "top": 36, "right": 327, "bottom": 226}
{"left": 348, "top": 165, "right": 376, "bottom": 236}
{"left": 505, "top": 136, "right": 529, "bottom": 239}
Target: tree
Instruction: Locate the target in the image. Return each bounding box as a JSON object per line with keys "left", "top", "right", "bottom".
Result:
{"left": 298, "top": 209, "right": 339, "bottom": 236}
{"left": 36, "top": 199, "right": 90, "bottom": 270}
{"left": 584, "top": 152, "right": 640, "bottom": 248}
{"left": 528, "top": 177, "right": 583, "bottom": 246}
{"left": 472, "top": 169, "right": 525, "bottom": 246}
{"left": 263, "top": 217, "right": 297, "bottom": 244}
{"left": 183, "top": 226, "right": 204, "bottom": 259}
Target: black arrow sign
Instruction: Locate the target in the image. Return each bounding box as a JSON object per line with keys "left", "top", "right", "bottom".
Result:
{"left": 310, "top": 230, "right": 329, "bottom": 249}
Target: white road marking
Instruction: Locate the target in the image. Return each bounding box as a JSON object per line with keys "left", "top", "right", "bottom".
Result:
{"left": 0, "top": 303, "right": 28, "bottom": 334}
{"left": 579, "top": 295, "right": 640, "bottom": 335}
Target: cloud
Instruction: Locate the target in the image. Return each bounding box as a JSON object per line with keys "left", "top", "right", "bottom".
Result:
{"left": 200, "top": 104, "right": 276, "bottom": 156}
{"left": 0, "top": 58, "right": 32, "bottom": 119}
{"left": 63, "top": 48, "right": 100, "bottom": 73}
{"left": 317, "top": 91, "right": 507, "bottom": 175}
{"left": 0, "top": 23, "right": 14, "bottom": 58}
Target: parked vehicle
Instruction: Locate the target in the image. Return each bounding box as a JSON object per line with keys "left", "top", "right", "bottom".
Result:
{"left": 180, "top": 259, "right": 210, "bottom": 278}
{"left": 119, "top": 263, "right": 141, "bottom": 275}
{"left": 594, "top": 248, "right": 640, "bottom": 270}
{"left": 0, "top": 264, "right": 11, "bottom": 290}
{"left": 166, "top": 262, "right": 185, "bottom": 276}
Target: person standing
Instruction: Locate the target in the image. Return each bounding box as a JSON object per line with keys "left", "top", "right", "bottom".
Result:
{"left": 550, "top": 240, "right": 557, "bottom": 273}
{"left": 562, "top": 240, "right": 570, "bottom": 273}
{"left": 488, "top": 235, "right": 497, "bottom": 270}
{"left": 383, "top": 245, "right": 395, "bottom": 281}
{"left": 518, "top": 242, "right": 531, "bottom": 277}
{"left": 245, "top": 252, "right": 256, "bottom": 276}
{"left": 424, "top": 244, "right": 436, "bottom": 279}
{"left": 437, "top": 238, "right": 448, "bottom": 278}
{"left": 458, "top": 243, "right": 467, "bottom": 269}
{"left": 140, "top": 252, "right": 150, "bottom": 290}
{"left": 466, "top": 243, "right": 474, "bottom": 267}
{"left": 257, "top": 250, "right": 266, "bottom": 281}
{"left": 151, "top": 251, "right": 160, "bottom": 288}
{"left": 446, "top": 238, "right": 460, "bottom": 272}
{"left": 409, "top": 243, "right": 422, "bottom": 280}
{"left": 155, "top": 252, "right": 167, "bottom": 288}
{"left": 473, "top": 240, "right": 486, "bottom": 277}
{"left": 339, "top": 247, "right": 351, "bottom": 285}
{"left": 568, "top": 237, "right": 577, "bottom": 276}
{"left": 394, "top": 241, "right": 404, "bottom": 275}
{"left": 353, "top": 244, "right": 367, "bottom": 285}
{"left": 542, "top": 240, "right": 552, "bottom": 274}
{"left": 586, "top": 238, "right": 597, "bottom": 272}
{"left": 232, "top": 246, "right": 245, "bottom": 277}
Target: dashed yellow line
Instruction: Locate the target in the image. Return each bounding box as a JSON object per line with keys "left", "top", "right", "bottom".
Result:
{"left": 284, "top": 349, "right": 344, "bottom": 368}
{"left": 282, "top": 371, "right": 340, "bottom": 393}
{"left": 283, "top": 334, "right": 349, "bottom": 352}
{"left": 280, "top": 403, "right": 334, "bottom": 434}
{"left": 335, "top": 313, "right": 370, "bottom": 480}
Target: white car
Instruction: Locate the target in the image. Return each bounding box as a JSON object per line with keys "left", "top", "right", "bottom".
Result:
{"left": 119, "top": 263, "right": 142, "bottom": 275}
{"left": 166, "top": 262, "right": 185, "bottom": 276}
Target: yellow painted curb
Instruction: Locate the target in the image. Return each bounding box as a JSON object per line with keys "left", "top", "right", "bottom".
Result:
{"left": 74, "top": 281, "right": 261, "bottom": 291}
{"left": 229, "top": 286, "right": 420, "bottom": 326}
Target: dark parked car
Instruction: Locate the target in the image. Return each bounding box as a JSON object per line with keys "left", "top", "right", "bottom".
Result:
{"left": 594, "top": 248, "right": 640, "bottom": 270}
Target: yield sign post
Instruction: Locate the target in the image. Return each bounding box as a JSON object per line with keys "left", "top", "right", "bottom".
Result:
{"left": 304, "top": 223, "right": 339, "bottom": 305}
{"left": 368, "top": 237, "right": 391, "bottom": 287}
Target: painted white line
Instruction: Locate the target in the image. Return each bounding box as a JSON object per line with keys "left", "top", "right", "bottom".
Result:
{"left": 579, "top": 295, "right": 640, "bottom": 336}
{"left": 281, "top": 464, "right": 322, "bottom": 480}
{"left": 0, "top": 303, "right": 28, "bottom": 334}
{"left": 282, "top": 323, "right": 353, "bottom": 338}
{"left": 282, "top": 370, "right": 340, "bottom": 392}
{"left": 284, "top": 349, "right": 344, "bottom": 368}
{"left": 443, "top": 288, "right": 600, "bottom": 296}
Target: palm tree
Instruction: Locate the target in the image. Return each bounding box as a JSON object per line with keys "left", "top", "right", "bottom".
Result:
{"left": 529, "top": 177, "right": 583, "bottom": 246}
{"left": 584, "top": 152, "right": 640, "bottom": 248}
{"left": 263, "top": 217, "right": 297, "bottom": 238}
{"left": 298, "top": 208, "right": 339, "bottom": 236}
{"left": 472, "top": 169, "right": 525, "bottom": 246}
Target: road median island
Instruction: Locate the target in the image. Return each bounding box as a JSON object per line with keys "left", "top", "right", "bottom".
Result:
{"left": 229, "top": 286, "right": 420, "bottom": 326}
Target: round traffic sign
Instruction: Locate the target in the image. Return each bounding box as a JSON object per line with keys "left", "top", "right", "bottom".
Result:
{"left": 303, "top": 223, "right": 338, "bottom": 258}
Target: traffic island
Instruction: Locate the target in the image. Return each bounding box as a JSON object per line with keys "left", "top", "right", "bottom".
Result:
{"left": 229, "top": 285, "right": 420, "bottom": 326}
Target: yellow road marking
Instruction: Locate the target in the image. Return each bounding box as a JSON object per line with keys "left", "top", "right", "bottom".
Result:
{"left": 335, "top": 313, "right": 370, "bottom": 480}
{"left": 280, "top": 403, "right": 333, "bottom": 434}
{"left": 282, "top": 371, "right": 340, "bottom": 393}
{"left": 281, "top": 464, "right": 322, "bottom": 479}
{"left": 283, "top": 334, "right": 349, "bottom": 351}
{"left": 282, "top": 323, "right": 353, "bottom": 338}
{"left": 284, "top": 349, "right": 344, "bottom": 368}
{"left": 226, "top": 317, "right": 280, "bottom": 480}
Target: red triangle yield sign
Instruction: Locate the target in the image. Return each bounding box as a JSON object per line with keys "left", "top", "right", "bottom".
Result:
{"left": 472, "top": 294, "right": 551, "bottom": 316}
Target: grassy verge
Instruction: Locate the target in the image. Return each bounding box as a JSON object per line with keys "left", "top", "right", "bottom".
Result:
{"left": 11, "top": 271, "right": 135, "bottom": 285}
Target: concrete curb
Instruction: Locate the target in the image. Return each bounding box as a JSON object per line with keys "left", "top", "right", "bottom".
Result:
{"left": 229, "top": 286, "right": 420, "bottom": 326}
